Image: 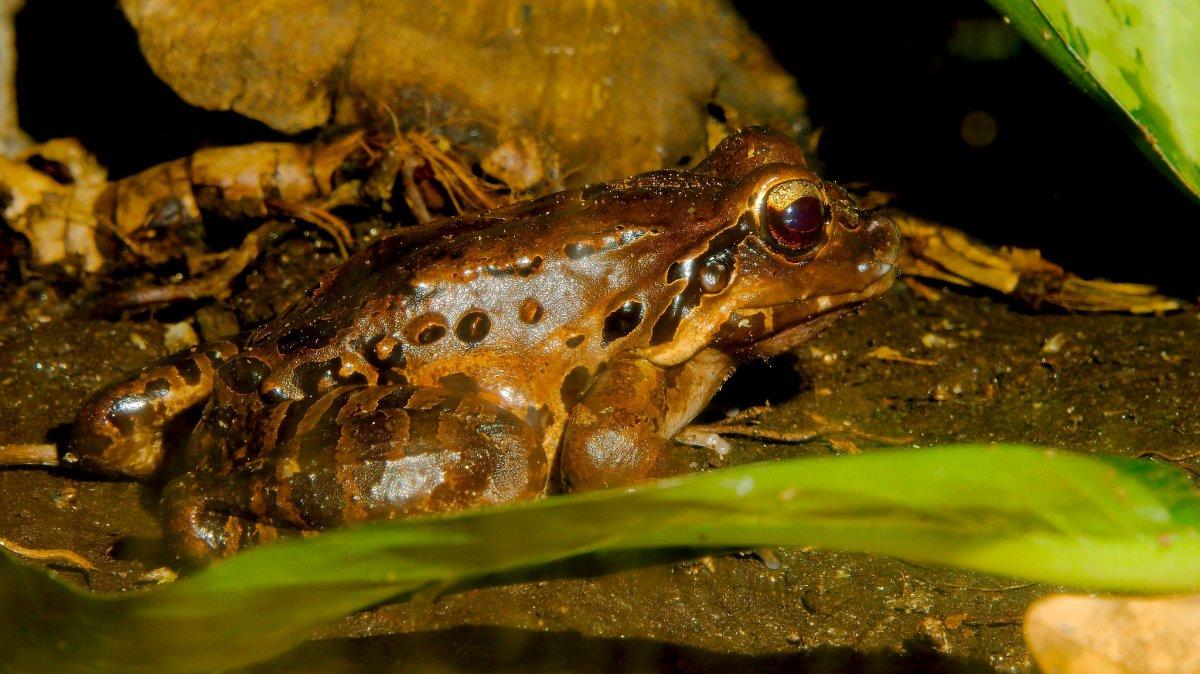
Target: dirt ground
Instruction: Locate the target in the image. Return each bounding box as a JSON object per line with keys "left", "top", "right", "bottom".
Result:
{"left": 0, "top": 251, "right": 1197, "bottom": 672}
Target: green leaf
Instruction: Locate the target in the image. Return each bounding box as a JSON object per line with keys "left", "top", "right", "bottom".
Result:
{"left": 987, "top": 0, "right": 1200, "bottom": 201}
{"left": 4, "top": 445, "right": 1200, "bottom": 673}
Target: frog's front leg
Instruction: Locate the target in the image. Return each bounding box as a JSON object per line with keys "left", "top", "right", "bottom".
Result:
{"left": 163, "top": 384, "right": 549, "bottom": 561}
{"left": 560, "top": 350, "right": 735, "bottom": 491}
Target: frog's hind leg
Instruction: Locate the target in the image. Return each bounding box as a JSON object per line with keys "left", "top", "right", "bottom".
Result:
{"left": 69, "top": 341, "right": 240, "bottom": 479}
{"left": 163, "top": 384, "right": 549, "bottom": 561}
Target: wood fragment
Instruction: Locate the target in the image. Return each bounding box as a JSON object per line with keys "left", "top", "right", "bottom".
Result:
{"left": 827, "top": 437, "right": 861, "bottom": 454}
{"left": 0, "top": 138, "right": 109, "bottom": 271}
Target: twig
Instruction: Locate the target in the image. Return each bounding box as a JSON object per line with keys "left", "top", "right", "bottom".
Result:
{"left": 0, "top": 537, "right": 95, "bottom": 570}
{"left": 686, "top": 423, "right": 821, "bottom": 444}
{"left": 103, "top": 223, "right": 270, "bottom": 308}
{"left": 1138, "top": 450, "right": 1200, "bottom": 476}
{"left": 0, "top": 443, "right": 60, "bottom": 467}
{"left": 686, "top": 411, "right": 912, "bottom": 447}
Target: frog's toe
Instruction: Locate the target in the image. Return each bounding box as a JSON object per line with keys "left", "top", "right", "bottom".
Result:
{"left": 72, "top": 341, "right": 238, "bottom": 479}
{"left": 161, "top": 475, "right": 230, "bottom": 560}
{"left": 161, "top": 473, "right": 292, "bottom": 562}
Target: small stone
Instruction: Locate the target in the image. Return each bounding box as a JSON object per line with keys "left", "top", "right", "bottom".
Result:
{"left": 754, "top": 548, "right": 781, "bottom": 570}
{"left": 52, "top": 485, "right": 78, "bottom": 510}
{"left": 921, "top": 332, "right": 958, "bottom": 349}
{"left": 135, "top": 567, "right": 178, "bottom": 585}
{"left": 195, "top": 305, "right": 241, "bottom": 341}
{"left": 163, "top": 321, "right": 199, "bottom": 353}
{"left": 1041, "top": 332, "right": 1068, "bottom": 353}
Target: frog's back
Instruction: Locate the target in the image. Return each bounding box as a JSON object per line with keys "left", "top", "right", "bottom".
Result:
{"left": 233, "top": 171, "right": 731, "bottom": 430}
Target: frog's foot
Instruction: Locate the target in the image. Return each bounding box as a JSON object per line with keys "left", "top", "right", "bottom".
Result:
{"left": 71, "top": 340, "right": 240, "bottom": 479}
{"left": 161, "top": 473, "right": 305, "bottom": 561}
{"left": 165, "top": 384, "right": 550, "bottom": 562}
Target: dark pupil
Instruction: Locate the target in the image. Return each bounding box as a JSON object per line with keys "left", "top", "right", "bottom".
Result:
{"left": 771, "top": 196, "right": 825, "bottom": 249}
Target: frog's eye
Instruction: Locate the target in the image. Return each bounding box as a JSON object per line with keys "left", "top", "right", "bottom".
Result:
{"left": 757, "top": 179, "right": 828, "bottom": 254}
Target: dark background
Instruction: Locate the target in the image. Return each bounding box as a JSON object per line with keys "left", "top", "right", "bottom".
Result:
{"left": 739, "top": 1, "right": 1198, "bottom": 299}
{"left": 14, "top": 1, "right": 1200, "bottom": 298}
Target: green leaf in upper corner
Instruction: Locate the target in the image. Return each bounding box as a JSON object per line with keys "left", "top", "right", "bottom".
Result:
{"left": 987, "top": 0, "right": 1200, "bottom": 202}
{"left": 3, "top": 445, "right": 1200, "bottom": 673}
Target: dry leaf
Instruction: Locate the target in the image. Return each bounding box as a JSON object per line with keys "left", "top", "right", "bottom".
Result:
{"left": 3, "top": 128, "right": 503, "bottom": 277}
{"left": 119, "top": 0, "right": 807, "bottom": 185}
{"left": 95, "top": 132, "right": 366, "bottom": 264}
{"left": 0, "top": 138, "right": 108, "bottom": 271}
{"left": 891, "top": 210, "right": 1184, "bottom": 314}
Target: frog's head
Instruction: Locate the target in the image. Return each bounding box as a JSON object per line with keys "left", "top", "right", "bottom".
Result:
{"left": 638, "top": 127, "right": 900, "bottom": 364}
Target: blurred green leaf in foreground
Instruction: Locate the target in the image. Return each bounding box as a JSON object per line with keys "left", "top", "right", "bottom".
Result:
{"left": 3, "top": 445, "right": 1199, "bottom": 673}
{"left": 988, "top": 0, "right": 1200, "bottom": 201}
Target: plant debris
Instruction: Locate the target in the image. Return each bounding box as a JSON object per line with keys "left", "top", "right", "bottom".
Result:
{"left": 0, "top": 535, "right": 94, "bottom": 570}
{"left": 0, "top": 129, "right": 511, "bottom": 312}
{"left": 892, "top": 210, "right": 1184, "bottom": 314}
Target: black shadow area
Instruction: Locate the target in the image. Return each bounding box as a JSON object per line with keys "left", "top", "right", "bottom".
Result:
{"left": 244, "top": 626, "right": 998, "bottom": 674}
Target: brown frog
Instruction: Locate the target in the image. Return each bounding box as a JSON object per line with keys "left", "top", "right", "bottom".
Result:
{"left": 69, "top": 128, "right": 900, "bottom": 561}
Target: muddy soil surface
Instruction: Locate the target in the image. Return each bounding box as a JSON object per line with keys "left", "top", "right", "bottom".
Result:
{"left": 0, "top": 249, "right": 1196, "bottom": 672}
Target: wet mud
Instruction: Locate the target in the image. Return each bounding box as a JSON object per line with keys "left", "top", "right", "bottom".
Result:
{"left": 0, "top": 274, "right": 1196, "bottom": 672}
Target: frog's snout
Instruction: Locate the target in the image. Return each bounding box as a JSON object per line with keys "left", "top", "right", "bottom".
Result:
{"left": 864, "top": 211, "right": 902, "bottom": 267}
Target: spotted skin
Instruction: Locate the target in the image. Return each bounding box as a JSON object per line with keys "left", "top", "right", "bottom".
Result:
{"left": 71, "top": 341, "right": 239, "bottom": 478}
{"left": 162, "top": 384, "right": 545, "bottom": 559}
{"left": 71, "top": 128, "right": 901, "bottom": 561}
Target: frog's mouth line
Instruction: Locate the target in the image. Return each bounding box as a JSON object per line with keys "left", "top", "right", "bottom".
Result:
{"left": 732, "top": 267, "right": 897, "bottom": 359}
